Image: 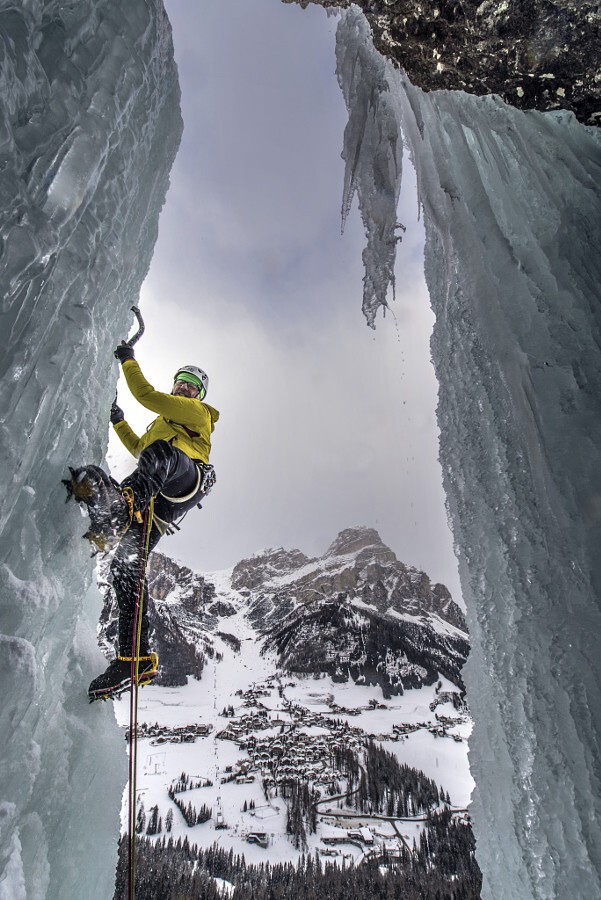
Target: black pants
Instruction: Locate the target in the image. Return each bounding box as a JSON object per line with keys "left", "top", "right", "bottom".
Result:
{"left": 111, "top": 441, "right": 204, "bottom": 655}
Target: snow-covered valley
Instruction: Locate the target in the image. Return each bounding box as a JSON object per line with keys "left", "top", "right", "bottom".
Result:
{"left": 108, "top": 531, "right": 473, "bottom": 872}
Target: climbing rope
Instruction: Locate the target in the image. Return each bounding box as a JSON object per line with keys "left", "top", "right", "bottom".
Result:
{"left": 126, "top": 497, "right": 155, "bottom": 900}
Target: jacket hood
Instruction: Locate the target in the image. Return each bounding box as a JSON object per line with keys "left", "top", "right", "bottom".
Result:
{"left": 204, "top": 402, "right": 220, "bottom": 429}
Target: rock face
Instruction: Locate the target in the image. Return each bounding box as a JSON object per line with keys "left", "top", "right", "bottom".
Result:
{"left": 232, "top": 547, "right": 311, "bottom": 592}
{"left": 286, "top": 0, "right": 601, "bottom": 126}
{"left": 236, "top": 525, "right": 469, "bottom": 695}
{"left": 235, "top": 525, "right": 467, "bottom": 631}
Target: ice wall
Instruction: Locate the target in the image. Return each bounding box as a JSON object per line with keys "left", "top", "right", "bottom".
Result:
{"left": 337, "top": 9, "right": 601, "bottom": 899}
{"left": 0, "top": 3, "right": 182, "bottom": 898}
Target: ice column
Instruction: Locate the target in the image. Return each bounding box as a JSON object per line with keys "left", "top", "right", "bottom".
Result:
{"left": 0, "top": 3, "right": 182, "bottom": 898}
{"left": 337, "top": 9, "right": 601, "bottom": 899}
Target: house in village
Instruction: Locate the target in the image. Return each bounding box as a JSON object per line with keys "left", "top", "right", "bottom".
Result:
{"left": 246, "top": 831, "right": 269, "bottom": 849}
{"left": 348, "top": 827, "right": 374, "bottom": 845}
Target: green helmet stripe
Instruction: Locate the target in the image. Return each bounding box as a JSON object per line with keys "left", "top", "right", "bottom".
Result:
{"left": 175, "top": 372, "right": 202, "bottom": 389}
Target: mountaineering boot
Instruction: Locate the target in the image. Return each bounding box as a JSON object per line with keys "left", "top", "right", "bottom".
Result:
{"left": 63, "top": 465, "right": 132, "bottom": 553}
{"left": 88, "top": 653, "right": 159, "bottom": 702}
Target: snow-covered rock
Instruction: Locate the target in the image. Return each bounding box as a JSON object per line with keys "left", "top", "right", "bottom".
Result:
{"left": 238, "top": 525, "right": 466, "bottom": 633}
{"left": 288, "top": 0, "right": 601, "bottom": 126}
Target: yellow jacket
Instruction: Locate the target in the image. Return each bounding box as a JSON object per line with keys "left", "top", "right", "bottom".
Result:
{"left": 113, "top": 360, "right": 219, "bottom": 464}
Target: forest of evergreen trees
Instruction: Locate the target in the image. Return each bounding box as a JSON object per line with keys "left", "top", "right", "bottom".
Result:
{"left": 171, "top": 796, "right": 212, "bottom": 828}
{"left": 281, "top": 782, "right": 317, "bottom": 850}
{"left": 114, "top": 819, "right": 482, "bottom": 899}
{"left": 331, "top": 740, "right": 442, "bottom": 817}
{"left": 359, "top": 740, "right": 442, "bottom": 816}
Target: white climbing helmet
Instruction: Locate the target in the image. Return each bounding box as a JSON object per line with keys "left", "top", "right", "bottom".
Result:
{"left": 174, "top": 365, "right": 209, "bottom": 400}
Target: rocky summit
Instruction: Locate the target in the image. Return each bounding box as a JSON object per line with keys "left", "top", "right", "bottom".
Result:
{"left": 286, "top": 0, "right": 601, "bottom": 126}
{"left": 237, "top": 526, "right": 468, "bottom": 696}
{"left": 235, "top": 525, "right": 466, "bottom": 632}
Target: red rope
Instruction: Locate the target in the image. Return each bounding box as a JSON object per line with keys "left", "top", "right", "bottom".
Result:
{"left": 126, "top": 507, "right": 151, "bottom": 900}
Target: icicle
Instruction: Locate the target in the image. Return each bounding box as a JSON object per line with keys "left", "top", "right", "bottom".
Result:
{"left": 335, "top": 9, "right": 404, "bottom": 328}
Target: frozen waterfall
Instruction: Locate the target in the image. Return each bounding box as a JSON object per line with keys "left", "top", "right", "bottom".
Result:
{"left": 336, "top": 9, "right": 601, "bottom": 900}
{"left": 0, "top": 2, "right": 182, "bottom": 898}
{"left": 1, "top": 1, "right": 600, "bottom": 897}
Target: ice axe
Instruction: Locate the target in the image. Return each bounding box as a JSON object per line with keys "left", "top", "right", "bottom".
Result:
{"left": 125, "top": 305, "right": 145, "bottom": 347}
{"left": 113, "top": 305, "right": 145, "bottom": 404}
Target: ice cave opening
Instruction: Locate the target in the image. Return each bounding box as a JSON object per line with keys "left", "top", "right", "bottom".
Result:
{"left": 1, "top": 2, "right": 600, "bottom": 900}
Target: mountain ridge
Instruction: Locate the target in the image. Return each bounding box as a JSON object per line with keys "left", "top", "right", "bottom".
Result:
{"left": 99, "top": 525, "right": 468, "bottom": 697}
{"left": 234, "top": 525, "right": 466, "bottom": 631}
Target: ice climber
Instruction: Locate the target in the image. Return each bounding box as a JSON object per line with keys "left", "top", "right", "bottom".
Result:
{"left": 64, "top": 343, "right": 219, "bottom": 701}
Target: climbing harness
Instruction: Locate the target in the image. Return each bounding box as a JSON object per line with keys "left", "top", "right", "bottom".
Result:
{"left": 153, "top": 463, "right": 216, "bottom": 536}
{"left": 159, "top": 462, "right": 204, "bottom": 503}
{"left": 126, "top": 497, "right": 155, "bottom": 900}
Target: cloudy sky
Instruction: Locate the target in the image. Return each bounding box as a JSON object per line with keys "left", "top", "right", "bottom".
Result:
{"left": 108, "top": 0, "right": 462, "bottom": 601}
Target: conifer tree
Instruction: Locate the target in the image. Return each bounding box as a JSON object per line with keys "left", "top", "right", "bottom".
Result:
{"left": 146, "top": 805, "right": 160, "bottom": 836}
{"left": 136, "top": 801, "right": 146, "bottom": 835}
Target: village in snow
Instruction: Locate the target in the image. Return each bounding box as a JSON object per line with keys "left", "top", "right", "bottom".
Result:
{"left": 113, "top": 590, "right": 474, "bottom": 867}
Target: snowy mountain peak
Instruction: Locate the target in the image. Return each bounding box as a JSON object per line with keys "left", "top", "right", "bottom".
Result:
{"left": 226, "top": 528, "right": 465, "bottom": 631}
{"left": 323, "top": 525, "right": 392, "bottom": 560}
{"left": 100, "top": 528, "right": 468, "bottom": 696}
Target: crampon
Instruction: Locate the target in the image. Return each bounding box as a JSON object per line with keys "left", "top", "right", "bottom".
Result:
{"left": 63, "top": 464, "right": 133, "bottom": 554}
{"left": 88, "top": 654, "right": 159, "bottom": 702}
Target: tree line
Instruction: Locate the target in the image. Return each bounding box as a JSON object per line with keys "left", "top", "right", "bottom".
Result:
{"left": 168, "top": 771, "right": 211, "bottom": 797}
{"left": 114, "top": 823, "right": 482, "bottom": 899}
{"left": 332, "top": 740, "right": 443, "bottom": 817}
{"left": 171, "top": 796, "right": 212, "bottom": 827}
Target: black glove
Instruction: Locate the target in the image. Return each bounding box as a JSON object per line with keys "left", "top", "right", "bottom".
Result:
{"left": 114, "top": 341, "right": 135, "bottom": 363}
{"left": 110, "top": 401, "right": 124, "bottom": 425}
